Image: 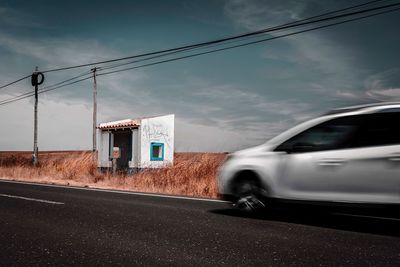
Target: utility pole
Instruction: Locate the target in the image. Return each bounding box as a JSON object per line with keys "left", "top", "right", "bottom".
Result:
{"left": 31, "top": 67, "right": 44, "bottom": 166}
{"left": 91, "top": 67, "right": 97, "bottom": 156}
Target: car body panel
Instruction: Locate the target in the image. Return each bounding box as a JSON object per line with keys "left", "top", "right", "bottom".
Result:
{"left": 276, "top": 145, "right": 400, "bottom": 203}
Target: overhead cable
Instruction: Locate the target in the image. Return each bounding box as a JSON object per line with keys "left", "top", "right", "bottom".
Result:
{"left": 40, "top": 0, "right": 399, "bottom": 74}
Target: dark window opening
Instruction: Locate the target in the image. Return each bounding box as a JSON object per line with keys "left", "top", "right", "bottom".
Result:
{"left": 150, "top": 143, "right": 164, "bottom": 161}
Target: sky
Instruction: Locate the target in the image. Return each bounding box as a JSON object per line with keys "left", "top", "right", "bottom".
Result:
{"left": 0, "top": 0, "right": 400, "bottom": 152}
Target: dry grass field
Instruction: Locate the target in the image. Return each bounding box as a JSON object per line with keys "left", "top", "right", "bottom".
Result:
{"left": 0, "top": 151, "right": 226, "bottom": 198}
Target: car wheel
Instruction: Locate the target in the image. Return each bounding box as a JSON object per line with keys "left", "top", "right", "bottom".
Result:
{"left": 233, "top": 179, "right": 267, "bottom": 212}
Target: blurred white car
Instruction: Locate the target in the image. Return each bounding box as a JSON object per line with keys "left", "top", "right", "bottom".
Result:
{"left": 218, "top": 102, "right": 400, "bottom": 211}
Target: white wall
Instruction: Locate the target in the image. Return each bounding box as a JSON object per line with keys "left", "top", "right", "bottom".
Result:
{"left": 98, "top": 130, "right": 111, "bottom": 168}
{"left": 129, "top": 128, "right": 139, "bottom": 168}
{"left": 139, "top": 114, "right": 174, "bottom": 168}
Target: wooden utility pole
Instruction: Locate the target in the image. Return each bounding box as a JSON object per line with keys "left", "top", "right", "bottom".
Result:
{"left": 31, "top": 67, "right": 44, "bottom": 166}
{"left": 92, "top": 67, "right": 97, "bottom": 154}
{"left": 33, "top": 67, "right": 38, "bottom": 166}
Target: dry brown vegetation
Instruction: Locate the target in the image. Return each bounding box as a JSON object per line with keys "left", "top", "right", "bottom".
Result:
{"left": 0, "top": 151, "right": 226, "bottom": 198}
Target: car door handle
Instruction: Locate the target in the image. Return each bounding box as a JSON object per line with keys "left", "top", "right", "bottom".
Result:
{"left": 388, "top": 153, "right": 400, "bottom": 162}
{"left": 317, "top": 159, "right": 346, "bottom": 166}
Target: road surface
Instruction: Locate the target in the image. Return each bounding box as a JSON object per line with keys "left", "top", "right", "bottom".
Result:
{"left": 0, "top": 180, "right": 399, "bottom": 266}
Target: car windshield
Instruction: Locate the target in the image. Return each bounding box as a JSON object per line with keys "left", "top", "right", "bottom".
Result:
{"left": 265, "top": 116, "right": 328, "bottom": 147}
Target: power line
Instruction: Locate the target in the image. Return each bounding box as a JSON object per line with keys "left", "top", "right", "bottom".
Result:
{"left": 40, "top": 0, "right": 398, "bottom": 74}
{"left": 0, "top": 74, "right": 31, "bottom": 91}
{"left": 0, "top": 76, "right": 93, "bottom": 106}
{"left": 41, "top": 71, "right": 92, "bottom": 91}
{"left": 96, "top": 6, "right": 400, "bottom": 76}
{"left": 96, "top": 0, "right": 389, "bottom": 72}
{"left": 0, "top": 0, "right": 393, "bottom": 91}
{"left": 2, "top": 5, "right": 400, "bottom": 106}
{"left": 0, "top": 2, "right": 399, "bottom": 107}
{"left": 38, "top": 76, "right": 93, "bottom": 95}
{"left": 0, "top": 71, "right": 93, "bottom": 106}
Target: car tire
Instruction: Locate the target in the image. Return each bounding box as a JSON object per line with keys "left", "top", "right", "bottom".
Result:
{"left": 233, "top": 178, "right": 267, "bottom": 213}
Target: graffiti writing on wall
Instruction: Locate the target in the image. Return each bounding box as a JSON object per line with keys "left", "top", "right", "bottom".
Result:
{"left": 142, "top": 123, "right": 171, "bottom": 148}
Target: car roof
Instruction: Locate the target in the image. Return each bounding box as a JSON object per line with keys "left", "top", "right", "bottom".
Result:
{"left": 324, "top": 102, "right": 400, "bottom": 115}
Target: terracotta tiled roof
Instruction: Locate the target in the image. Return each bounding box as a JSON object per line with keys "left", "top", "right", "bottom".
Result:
{"left": 97, "top": 119, "right": 140, "bottom": 129}
{"left": 98, "top": 114, "right": 174, "bottom": 129}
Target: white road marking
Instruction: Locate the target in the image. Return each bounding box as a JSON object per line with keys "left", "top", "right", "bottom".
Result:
{"left": 0, "top": 193, "right": 64, "bottom": 205}
{"left": 0, "top": 179, "right": 228, "bottom": 203}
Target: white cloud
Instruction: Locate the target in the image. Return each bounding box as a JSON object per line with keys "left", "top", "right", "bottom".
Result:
{"left": 175, "top": 119, "right": 247, "bottom": 152}
{"left": 6, "top": 0, "right": 396, "bottom": 153}
{"left": 224, "top": 0, "right": 400, "bottom": 110}
{"left": 223, "top": 0, "right": 303, "bottom": 31}
{"left": 365, "top": 69, "right": 400, "bottom": 101}
{"left": 223, "top": 0, "right": 361, "bottom": 93}
{"left": 366, "top": 88, "right": 400, "bottom": 101}
{"left": 365, "top": 68, "right": 400, "bottom": 90}
{"left": 334, "top": 90, "right": 360, "bottom": 99}
{"left": 192, "top": 79, "right": 310, "bottom": 116}
{"left": 0, "top": 7, "right": 45, "bottom": 29}
{"left": 0, "top": 2, "right": 341, "bottom": 152}
{"left": 0, "top": 93, "right": 92, "bottom": 151}
{"left": 0, "top": 33, "right": 121, "bottom": 69}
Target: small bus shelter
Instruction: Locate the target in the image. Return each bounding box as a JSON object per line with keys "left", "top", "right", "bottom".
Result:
{"left": 97, "top": 114, "right": 174, "bottom": 172}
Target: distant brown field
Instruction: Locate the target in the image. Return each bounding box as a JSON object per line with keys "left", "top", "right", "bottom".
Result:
{"left": 0, "top": 151, "right": 226, "bottom": 198}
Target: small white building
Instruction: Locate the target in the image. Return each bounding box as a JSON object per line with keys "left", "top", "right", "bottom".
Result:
{"left": 97, "top": 114, "right": 174, "bottom": 172}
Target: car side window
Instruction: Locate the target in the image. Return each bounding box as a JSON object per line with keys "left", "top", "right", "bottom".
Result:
{"left": 353, "top": 112, "right": 400, "bottom": 147}
{"left": 275, "top": 116, "right": 362, "bottom": 153}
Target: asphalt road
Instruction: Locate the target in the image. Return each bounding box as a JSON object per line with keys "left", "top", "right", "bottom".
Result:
{"left": 0, "top": 180, "right": 399, "bottom": 266}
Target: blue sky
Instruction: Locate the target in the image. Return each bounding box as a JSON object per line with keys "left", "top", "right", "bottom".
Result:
{"left": 1, "top": 0, "right": 400, "bottom": 152}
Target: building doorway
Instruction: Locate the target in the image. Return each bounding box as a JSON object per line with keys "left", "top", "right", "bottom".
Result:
{"left": 112, "top": 130, "right": 132, "bottom": 170}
